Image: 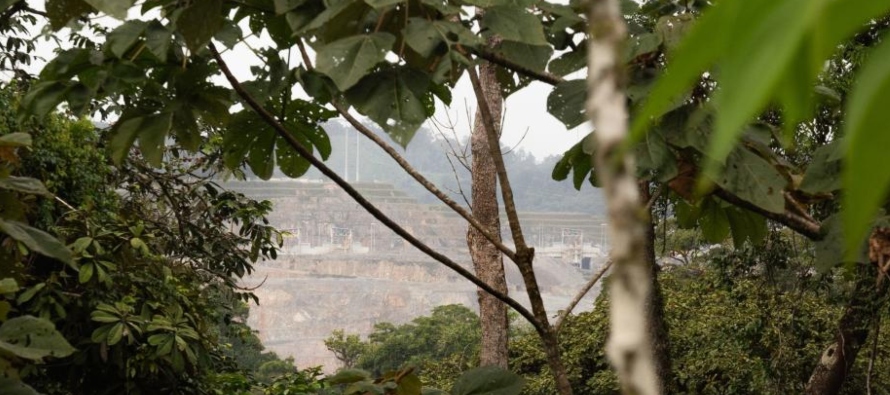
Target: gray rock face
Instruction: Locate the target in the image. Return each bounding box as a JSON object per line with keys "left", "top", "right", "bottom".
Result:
{"left": 234, "top": 180, "right": 609, "bottom": 371}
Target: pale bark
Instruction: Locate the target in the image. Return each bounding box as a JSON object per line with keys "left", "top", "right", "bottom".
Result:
{"left": 587, "top": 0, "right": 661, "bottom": 394}
{"left": 468, "top": 38, "right": 510, "bottom": 368}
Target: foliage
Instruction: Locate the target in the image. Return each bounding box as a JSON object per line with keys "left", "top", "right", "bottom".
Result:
{"left": 0, "top": 84, "right": 285, "bottom": 394}
{"left": 325, "top": 330, "right": 366, "bottom": 369}
{"left": 512, "top": 234, "right": 890, "bottom": 395}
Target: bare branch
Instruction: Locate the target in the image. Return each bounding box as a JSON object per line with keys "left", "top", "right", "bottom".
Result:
{"left": 471, "top": 47, "right": 565, "bottom": 86}
{"left": 554, "top": 260, "right": 613, "bottom": 333}
{"left": 331, "top": 101, "right": 518, "bottom": 262}
{"left": 713, "top": 188, "right": 823, "bottom": 240}
{"left": 209, "top": 44, "right": 542, "bottom": 332}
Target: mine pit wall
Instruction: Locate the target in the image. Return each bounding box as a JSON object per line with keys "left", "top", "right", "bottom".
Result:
{"left": 245, "top": 254, "right": 602, "bottom": 372}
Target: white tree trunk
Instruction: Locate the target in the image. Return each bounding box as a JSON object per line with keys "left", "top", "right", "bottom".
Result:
{"left": 586, "top": 1, "right": 661, "bottom": 394}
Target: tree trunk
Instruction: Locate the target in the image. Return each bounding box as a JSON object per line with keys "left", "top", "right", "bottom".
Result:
{"left": 587, "top": 0, "right": 661, "bottom": 393}
{"left": 805, "top": 258, "right": 889, "bottom": 394}
{"left": 468, "top": 40, "right": 509, "bottom": 368}
{"left": 640, "top": 184, "right": 672, "bottom": 391}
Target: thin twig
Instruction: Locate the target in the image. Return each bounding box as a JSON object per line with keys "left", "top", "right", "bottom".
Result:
{"left": 554, "top": 259, "right": 613, "bottom": 333}
{"left": 209, "top": 43, "right": 541, "bottom": 332}
{"left": 714, "top": 188, "right": 823, "bottom": 240}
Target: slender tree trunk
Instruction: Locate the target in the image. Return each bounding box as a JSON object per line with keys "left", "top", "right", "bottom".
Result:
{"left": 805, "top": 238, "right": 890, "bottom": 395}
{"left": 640, "top": 183, "right": 672, "bottom": 391}
{"left": 587, "top": 0, "right": 661, "bottom": 393}
{"left": 468, "top": 37, "right": 509, "bottom": 368}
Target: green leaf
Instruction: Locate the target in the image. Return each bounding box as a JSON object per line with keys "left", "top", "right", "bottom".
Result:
{"left": 145, "top": 21, "right": 172, "bottom": 62}
{"left": 83, "top": 0, "right": 134, "bottom": 19}
{"left": 547, "top": 79, "right": 587, "bottom": 129}
{"left": 843, "top": 35, "right": 890, "bottom": 262}
{"left": 699, "top": 198, "right": 730, "bottom": 243}
{"left": 492, "top": 41, "right": 552, "bottom": 73}
{"left": 16, "top": 284, "right": 43, "bottom": 304}
{"left": 0, "top": 133, "right": 31, "bottom": 147}
{"left": 365, "top": 0, "right": 403, "bottom": 10}
{"left": 726, "top": 208, "right": 767, "bottom": 248}
{"left": 0, "top": 177, "right": 52, "bottom": 197}
{"left": 178, "top": 0, "right": 223, "bottom": 52}
{"left": 705, "top": 0, "right": 816, "bottom": 171}
{"left": 403, "top": 18, "right": 479, "bottom": 58}
{"left": 346, "top": 68, "right": 431, "bottom": 148}
{"left": 0, "top": 278, "right": 18, "bottom": 294}
{"left": 0, "top": 316, "right": 76, "bottom": 360}
{"left": 482, "top": 6, "right": 548, "bottom": 46}
{"left": 450, "top": 366, "right": 524, "bottom": 395}
{"left": 79, "top": 262, "right": 94, "bottom": 283}
{"left": 655, "top": 14, "right": 694, "bottom": 52}
{"left": 0, "top": 219, "right": 73, "bottom": 265}
{"left": 274, "top": 0, "right": 305, "bottom": 13}
{"left": 107, "top": 323, "right": 124, "bottom": 346}
{"left": 105, "top": 20, "right": 147, "bottom": 58}
{"left": 548, "top": 48, "right": 586, "bottom": 76}
{"left": 248, "top": 125, "right": 277, "bottom": 180}
{"left": 800, "top": 139, "right": 842, "bottom": 194}
{"left": 316, "top": 33, "right": 396, "bottom": 91}
{"left": 45, "top": 0, "right": 94, "bottom": 30}
{"left": 674, "top": 198, "right": 701, "bottom": 229}
{"left": 20, "top": 81, "right": 68, "bottom": 119}
{"left": 712, "top": 148, "right": 786, "bottom": 214}
{"left": 397, "top": 373, "right": 422, "bottom": 395}
{"left": 0, "top": 377, "right": 40, "bottom": 395}
{"left": 624, "top": 33, "right": 662, "bottom": 63}
{"left": 137, "top": 112, "right": 174, "bottom": 167}
{"left": 327, "top": 369, "right": 371, "bottom": 384}
{"left": 275, "top": 134, "right": 312, "bottom": 178}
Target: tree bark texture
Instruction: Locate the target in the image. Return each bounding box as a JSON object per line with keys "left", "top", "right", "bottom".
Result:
{"left": 468, "top": 41, "right": 510, "bottom": 368}
{"left": 587, "top": 0, "right": 661, "bottom": 394}
{"left": 640, "top": 184, "right": 672, "bottom": 391}
{"left": 805, "top": 228, "right": 890, "bottom": 395}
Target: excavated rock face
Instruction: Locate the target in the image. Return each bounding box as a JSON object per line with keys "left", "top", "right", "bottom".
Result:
{"left": 232, "top": 180, "right": 609, "bottom": 371}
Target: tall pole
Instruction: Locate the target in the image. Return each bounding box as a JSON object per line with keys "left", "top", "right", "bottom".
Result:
{"left": 355, "top": 129, "right": 360, "bottom": 182}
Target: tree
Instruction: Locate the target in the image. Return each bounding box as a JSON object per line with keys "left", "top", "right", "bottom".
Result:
{"left": 325, "top": 329, "right": 367, "bottom": 369}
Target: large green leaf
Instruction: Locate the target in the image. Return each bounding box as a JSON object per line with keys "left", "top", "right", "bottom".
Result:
{"left": 0, "top": 316, "right": 76, "bottom": 360}
{"left": 699, "top": 198, "right": 730, "bottom": 243}
{"left": 0, "top": 177, "right": 51, "bottom": 197}
{"left": 0, "top": 133, "right": 31, "bottom": 147}
{"left": 450, "top": 366, "right": 524, "bottom": 395}
{"left": 178, "top": 0, "right": 224, "bottom": 52}
{"left": 83, "top": 0, "right": 134, "bottom": 19}
{"left": 137, "top": 112, "right": 174, "bottom": 167}
{"left": 45, "top": 0, "right": 94, "bottom": 30}
{"left": 800, "top": 139, "right": 842, "bottom": 194}
{"left": 726, "top": 208, "right": 767, "bottom": 248}
{"left": 327, "top": 369, "right": 371, "bottom": 384}
{"left": 481, "top": 6, "right": 548, "bottom": 46}
{"left": 0, "top": 219, "right": 73, "bottom": 265}
{"left": 0, "top": 378, "right": 39, "bottom": 395}
{"left": 705, "top": 0, "right": 815, "bottom": 173}
{"left": 316, "top": 33, "right": 396, "bottom": 91}
{"left": 346, "top": 68, "right": 431, "bottom": 148}
{"left": 403, "top": 18, "right": 479, "bottom": 58}
{"left": 843, "top": 35, "right": 890, "bottom": 261}
{"left": 105, "top": 20, "right": 147, "bottom": 58}
{"left": 547, "top": 79, "right": 586, "bottom": 129}
{"left": 712, "top": 148, "right": 786, "bottom": 214}
{"left": 492, "top": 41, "right": 552, "bottom": 73}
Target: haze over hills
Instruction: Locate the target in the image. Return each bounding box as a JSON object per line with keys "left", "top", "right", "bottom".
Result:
{"left": 249, "top": 121, "right": 606, "bottom": 215}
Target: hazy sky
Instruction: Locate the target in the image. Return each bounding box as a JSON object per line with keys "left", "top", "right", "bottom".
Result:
{"left": 20, "top": 1, "right": 590, "bottom": 160}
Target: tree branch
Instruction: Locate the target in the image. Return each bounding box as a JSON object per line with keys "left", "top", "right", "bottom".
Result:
{"left": 209, "top": 43, "right": 542, "bottom": 332}
{"left": 554, "top": 259, "right": 613, "bottom": 333}
{"left": 713, "top": 188, "right": 823, "bottom": 241}
{"left": 471, "top": 47, "right": 566, "bottom": 86}
{"left": 331, "top": 101, "right": 518, "bottom": 262}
